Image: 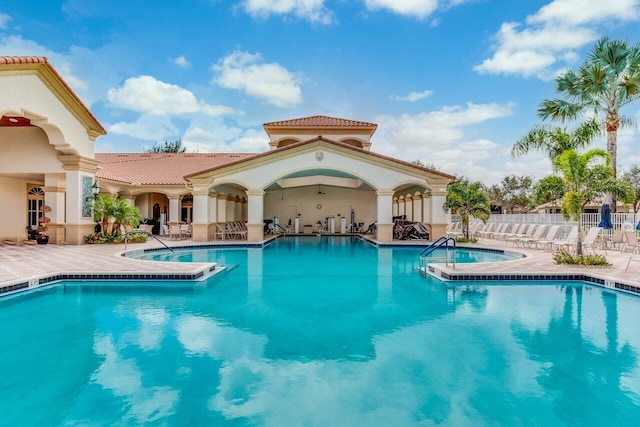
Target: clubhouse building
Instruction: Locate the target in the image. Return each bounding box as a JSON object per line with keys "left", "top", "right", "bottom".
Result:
{"left": 0, "top": 56, "right": 455, "bottom": 244}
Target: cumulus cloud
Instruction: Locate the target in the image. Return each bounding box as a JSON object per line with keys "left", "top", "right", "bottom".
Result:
{"left": 373, "top": 102, "right": 517, "bottom": 183}
{"left": 108, "top": 113, "right": 179, "bottom": 141}
{"left": 241, "top": 0, "right": 333, "bottom": 24}
{"left": 363, "top": 0, "right": 438, "bottom": 19}
{"left": 173, "top": 55, "right": 191, "bottom": 68}
{"left": 389, "top": 89, "right": 433, "bottom": 102}
{"left": 0, "top": 13, "right": 11, "bottom": 29}
{"left": 182, "top": 119, "right": 269, "bottom": 152}
{"left": 212, "top": 51, "right": 303, "bottom": 108}
{"left": 475, "top": 0, "right": 640, "bottom": 80}
{"left": 107, "top": 75, "right": 237, "bottom": 116}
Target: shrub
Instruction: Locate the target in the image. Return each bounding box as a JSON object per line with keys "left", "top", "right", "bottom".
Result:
{"left": 456, "top": 237, "right": 478, "bottom": 243}
{"left": 553, "top": 250, "right": 610, "bottom": 266}
{"left": 84, "top": 232, "right": 147, "bottom": 244}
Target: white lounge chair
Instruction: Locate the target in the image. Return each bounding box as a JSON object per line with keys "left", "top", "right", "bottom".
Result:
{"left": 582, "top": 227, "right": 604, "bottom": 254}
{"left": 552, "top": 226, "right": 579, "bottom": 252}
{"left": 535, "top": 225, "right": 561, "bottom": 250}
{"left": 515, "top": 225, "right": 547, "bottom": 248}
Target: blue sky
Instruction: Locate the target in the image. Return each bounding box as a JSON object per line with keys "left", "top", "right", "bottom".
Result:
{"left": 2, "top": 0, "right": 640, "bottom": 184}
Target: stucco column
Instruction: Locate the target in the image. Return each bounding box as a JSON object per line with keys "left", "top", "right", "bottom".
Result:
{"left": 406, "top": 195, "right": 413, "bottom": 221}
{"left": 246, "top": 189, "right": 265, "bottom": 242}
{"left": 208, "top": 192, "right": 218, "bottom": 239}
{"left": 191, "top": 187, "right": 210, "bottom": 242}
{"left": 413, "top": 192, "right": 423, "bottom": 223}
{"left": 43, "top": 174, "right": 66, "bottom": 245}
{"left": 168, "top": 196, "right": 180, "bottom": 225}
{"left": 429, "top": 186, "right": 450, "bottom": 240}
{"left": 217, "top": 193, "right": 227, "bottom": 223}
{"left": 397, "top": 196, "right": 405, "bottom": 217}
{"left": 226, "top": 195, "right": 236, "bottom": 221}
{"left": 59, "top": 155, "right": 99, "bottom": 244}
{"left": 422, "top": 191, "right": 432, "bottom": 223}
{"left": 392, "top": 198, "right": 399, "bottom": 217}
{"left": 376, "top": 189, "right": 394, "bottom": 242}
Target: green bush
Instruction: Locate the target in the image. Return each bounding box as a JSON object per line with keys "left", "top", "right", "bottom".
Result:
{"left": 553, "top": 250, "right": 610, "bottom": 266}
{"left": 84, "top": 232, "right": 147, "bottom": 244}
{"left": 456, "top": 237, "right": 478, "bottom": 243}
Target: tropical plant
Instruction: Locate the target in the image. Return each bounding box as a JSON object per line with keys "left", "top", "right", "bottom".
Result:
{"left": 532, "top": 175, "right": 566, "bottom": 207}
{"left": 553, "top": 250, "right": 610, "bottom": 266}
{"left": 488, "top": 175, "right": 534, "bottom": 213}
{"left": 38, "top": 205, "right": 52, "bottom": 235}
{"left": 621, "top": 164, "right": 640, "bottom": 212}
{"left": 511, "top": 121, "right": 600, "bottom": 164}
{"left": 538, "top": 37, "right": 640, "bottom": 210}
{"left": 552, "top": 148, "right": 635, "bottom": 256}
{"left": 93, "top": 195, "right": 141, "bottom": 235}
{"left": 145, "top": 140, "right": 186, "bottom": 153}
{"left": 444, "top": 179, "right": 491, "bottom": 240}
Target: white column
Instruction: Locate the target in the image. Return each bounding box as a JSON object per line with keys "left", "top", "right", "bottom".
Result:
{"left": 217, "top": 194, "right": 227, "bottom": 222}
{"left": 192, "top": 191, "right": 209, "bottom": 224}
{"left": 226, "top": 195, "right": 235, "bottom": 221}
{"left": 398, "top": 196, "right": 405, "bottom": 217}
{"left": 208, "top": 192, "right": 218, "bottom": 223}
{"left": 413, "top": 192, "right": 423, "bottom": 223}
{"left": 422, "top": 192, "right": 432, "bottom": 223}
{"left": 406, "top": 195, "right": 413, "bottom": 221}
{"left": 246, "top": 189, "right": 265, "bottom": 242}
{"left": 376, "top": 189, "right": 394, "bottom": 242}
{"left": 168, "top": 196, "right": 180, "bottom": 223}
{"left": 393, "top": 198, "right": 399, "bottom": 217}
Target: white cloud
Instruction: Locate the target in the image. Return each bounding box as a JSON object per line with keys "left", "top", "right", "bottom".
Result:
{"left": 107, "top": 75, "right": 237, "bottom": 116}
{"left": 108, "top": 113, "right": 179, "bottom": 141}
{"left": 212, "top": 50, "right": 303, "bottom": 108}
{"left": 363, "top": 0, "right": 439, "bottom": 19}
{"left": 0, "top": 13, "right": 11, "bottom": 29}
{"left": 182, "top": 120, "right": 269, "bottom": 152}
{"left": 173, "top": 55, "right": 191, "bottom": 68}
{"left": 242, "top": 0, "right": 333, "bottom": 24}
{"left": 475, "top": 0, "right": 640, "bottom": 79}
{"left": 373, "top": 102, "right": 517, "bottom": 184}
{"left": 389, "top": 89, "right": 433, "bottom": 102}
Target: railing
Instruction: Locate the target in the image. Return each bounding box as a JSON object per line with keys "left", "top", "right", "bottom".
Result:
{"left": 124, "top": 230, "right": 174, "bottom": 253}
{"left": 418, "top": 237, "right": 456, "bottom": 276}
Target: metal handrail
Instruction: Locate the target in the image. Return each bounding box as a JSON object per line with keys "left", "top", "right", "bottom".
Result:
{"left": 418, "top": 237, "right": 456, "bottom": 274}
{"left": 124, "top": 230, "right": 174, "bottom": 253}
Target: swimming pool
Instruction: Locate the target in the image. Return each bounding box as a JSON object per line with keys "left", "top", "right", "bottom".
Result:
{"left": 1, "top": 237, "right": 639, "bottom": 425}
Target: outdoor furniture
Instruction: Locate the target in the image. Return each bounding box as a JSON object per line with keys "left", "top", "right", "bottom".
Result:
{"left": 179, "top": 224, "right": 192, "bottom": 239}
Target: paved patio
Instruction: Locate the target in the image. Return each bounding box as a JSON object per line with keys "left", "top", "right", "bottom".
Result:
{"left": 1, "top": 235, "right": 639, "bottom": 296}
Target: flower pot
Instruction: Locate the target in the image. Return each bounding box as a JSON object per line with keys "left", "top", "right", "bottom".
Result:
{"left": 36, "top": 235, "right": 49, "bottom": 245}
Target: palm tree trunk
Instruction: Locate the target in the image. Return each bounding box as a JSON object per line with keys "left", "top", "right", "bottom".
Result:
{"left": 606, "top": 125, "right": 618, "bottom": 212}
{"left": 576, "top": 217, "right": 583, "bottom": 257}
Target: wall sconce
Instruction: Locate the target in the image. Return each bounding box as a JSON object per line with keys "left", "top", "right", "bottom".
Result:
{"left": 91, "top": 181, "right": 101, "bottom": 199}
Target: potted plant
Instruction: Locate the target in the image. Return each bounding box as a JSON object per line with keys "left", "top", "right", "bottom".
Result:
{"left": 37, "top": 205, "right": 52, "bottom": 244}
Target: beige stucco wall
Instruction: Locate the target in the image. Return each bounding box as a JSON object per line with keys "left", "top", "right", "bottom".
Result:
{"left": 0, "top": 74, "right": 95, "bottom": 158}
{"left": 0, "top": 176, "right": 29, "bottom": 240}
{"left": 264, "top": 186, "right": 376, "bottom": 228}
{"left": 0, "top": 127, "right": 64, "bottom": 174}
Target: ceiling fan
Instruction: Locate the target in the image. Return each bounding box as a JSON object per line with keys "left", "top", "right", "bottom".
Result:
{"left": 317, "top": 184, "right": 326, "bottom": 195}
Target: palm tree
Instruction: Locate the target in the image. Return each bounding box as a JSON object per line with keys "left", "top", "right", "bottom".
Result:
{"left": 511, "top": 120, "right": 600, "bottom": 163}
{"left": 93, "top": 195, "right": 141, "bottom": 235}
{"left": 444, "top": 179, "right": 491, "bottom": 240}
{"left": 538, "top": 37, "right": 640, "bottom": 210}
{"left": 552, "top": 149, "right": 635, "bottom": 256}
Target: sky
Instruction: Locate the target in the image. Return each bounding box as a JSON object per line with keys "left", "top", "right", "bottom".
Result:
{"left": 1, "top": 0, "right": 640, "bottom": 185}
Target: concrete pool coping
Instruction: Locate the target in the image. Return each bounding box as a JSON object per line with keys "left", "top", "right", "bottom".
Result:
{"left": 1, "top": 235, "right": 639, "bottom": 297}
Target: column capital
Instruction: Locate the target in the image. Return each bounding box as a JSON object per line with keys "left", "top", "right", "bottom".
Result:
{"left": 57, "top": 155, "right": 100, "bottom": 173}
{"left": 246, "top": 189, "right": 266, "bottom": 197}
{"left": 376, "top": 189, "right": 395, "bottom": 197}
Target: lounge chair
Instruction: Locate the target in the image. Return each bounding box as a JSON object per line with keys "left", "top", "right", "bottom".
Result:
{"left": 582, "top": 227, "right": 604, "bottom": 254}
{"left": 552, "top": 226, "right": 579, "bottom": 252}
{"left": 167, "top": 225, "right": 181, "bottom": 240}
{"left": 515, "top": 225, "right": 547, "bottom": 248}
{"left": 534, "top": 225, "right": 561, "bottom": 250}
{"left": 505, "top": 224, "right": 538, "bottom": 247}
{"left": 609, "top": 230, "right": 625, "bottom": 251}
{"left": 179, "top": 224, "right": 192, "bottom": 239}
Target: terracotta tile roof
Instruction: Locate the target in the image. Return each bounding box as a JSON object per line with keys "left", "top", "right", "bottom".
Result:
{"left": 185, "top": 136, "right": 456, "bottom": 181}
{"left": 264, "top": 115, "right": 377, "bottom": 128}
{"left": 0, "top": 56, "right": 48, "bottom": 64}
{"left": 95, "top": 153, "right": 255, "bottom": 185}
{"left": 0, "top": 56, "right": 106, "bottom": 135}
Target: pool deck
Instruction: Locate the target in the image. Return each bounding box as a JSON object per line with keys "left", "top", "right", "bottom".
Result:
{"left": 1, "top": 235, "right": 639, "bottom": 296}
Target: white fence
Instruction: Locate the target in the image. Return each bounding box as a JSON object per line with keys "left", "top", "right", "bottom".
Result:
{"left": 452, "top": 213, "right": 640, "bottom": 239}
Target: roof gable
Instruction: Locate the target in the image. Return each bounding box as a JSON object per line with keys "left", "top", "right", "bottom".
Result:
{"left": 264, "top": 115, "right": 377, "bottom": 128}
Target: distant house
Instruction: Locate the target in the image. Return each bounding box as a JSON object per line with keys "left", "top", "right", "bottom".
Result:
{"left": 1, "top": 57, "right": 455, "bottom": 244}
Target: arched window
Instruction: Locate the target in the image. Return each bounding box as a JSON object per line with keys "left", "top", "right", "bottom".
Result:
{"left": 27, "top": 186, "right": 45, "bottom": 229}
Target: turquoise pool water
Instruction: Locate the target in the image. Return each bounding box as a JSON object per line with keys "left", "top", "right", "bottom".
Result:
{"left": 1, "top": 237, "right": 639, "bottom": 426}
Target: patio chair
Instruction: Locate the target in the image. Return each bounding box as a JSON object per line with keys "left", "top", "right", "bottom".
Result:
{"left": 623, "top": 231, "right": 640, "bottom": 254}
{"left": 168, "top": 225, "right": 181, "bottom": 240}
{"left": 609, "top": 230, "right": 625, "bottom": 251}
{"left": 505, "top": 224, "right": 538, "bottom": 247}
{"left": 179, "top": 224, "right": 192, "bottom": 239}
{"left": 582, "top": 227, "right": 604, "bottom": 254}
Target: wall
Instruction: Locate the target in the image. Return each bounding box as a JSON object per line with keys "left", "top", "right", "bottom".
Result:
{"left": 264, "top": 185, "right": 376, "bottom": 228}
{"left": 0, "top": 127, "right": 63, "bottom": 173}
{"left": 0, "top": 176, "right": 29, "bottom": 239}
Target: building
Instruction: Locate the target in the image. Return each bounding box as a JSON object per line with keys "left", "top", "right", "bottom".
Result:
{"left": 0, "top": 56, "right": 455, "bottom": 244}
